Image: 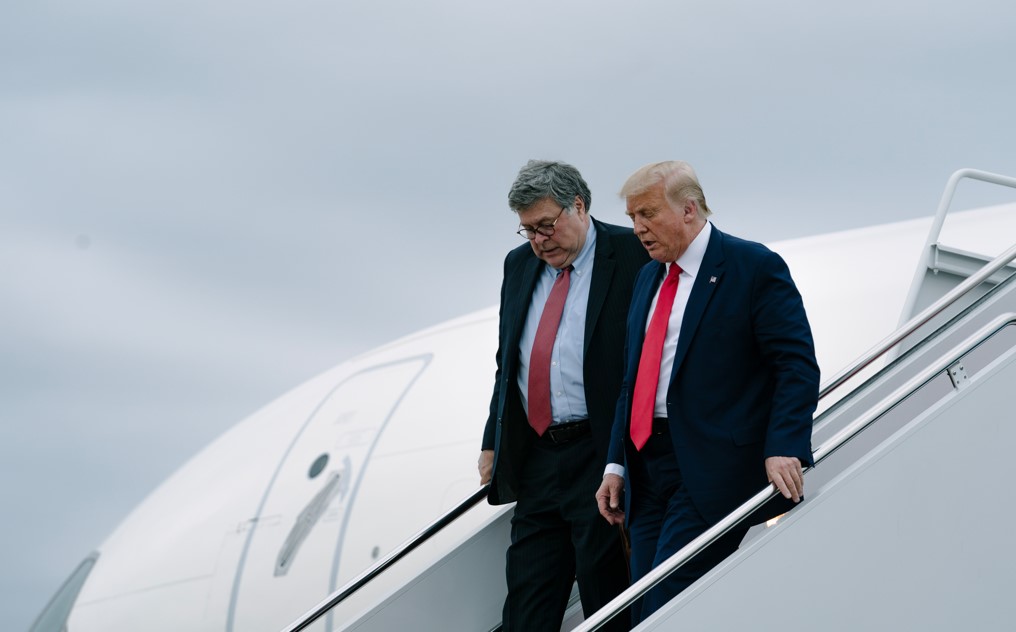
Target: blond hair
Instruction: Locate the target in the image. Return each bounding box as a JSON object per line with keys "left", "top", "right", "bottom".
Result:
{"left": 619, "top": 160, "right": 711, "bottom": 217}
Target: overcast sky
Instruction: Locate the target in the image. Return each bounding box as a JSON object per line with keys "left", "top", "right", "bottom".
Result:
{"left": 3, "top": 0, "right": 1016, "bottom": 628}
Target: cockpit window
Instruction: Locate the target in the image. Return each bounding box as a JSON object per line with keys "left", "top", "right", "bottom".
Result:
{"left": 29, "top": 552, "right": 99, "bottom": 632}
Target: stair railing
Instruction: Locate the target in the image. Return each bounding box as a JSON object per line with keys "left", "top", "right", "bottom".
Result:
{"left": 280, "top": 485, "right": 490, "bottom": 632}
{"left": 898, "top": 168, "right": 1016, "bottom": 327}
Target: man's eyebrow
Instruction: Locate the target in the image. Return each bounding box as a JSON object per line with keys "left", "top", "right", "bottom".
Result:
{"left": 522, "top": 217, "right": 556, "bottom": 226}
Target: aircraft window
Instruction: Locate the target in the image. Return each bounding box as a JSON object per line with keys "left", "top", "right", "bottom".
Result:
{"left": 308, "top": 453, "right": 329, "bottom": 479}
{"left": 29, "top": 552, "right": 99, "bottom": 632}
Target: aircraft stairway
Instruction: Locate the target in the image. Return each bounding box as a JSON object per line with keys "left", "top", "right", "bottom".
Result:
{"left": 578, "top": 257, "right": 1016, "bottom": 632}
{"left": 280, "top": 170, "right": 1016, "bottom": 632}
{"left": 633, "top": 313, "right": 1016, "bottom": 630}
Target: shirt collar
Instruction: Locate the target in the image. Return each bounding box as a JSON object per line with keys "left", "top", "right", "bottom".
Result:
{"left": 667, "top": 220, "right": 711, "bottom": 278}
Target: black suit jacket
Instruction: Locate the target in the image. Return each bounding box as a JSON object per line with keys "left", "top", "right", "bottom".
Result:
{"left": 608, "top": 226, "right": 820, "bottom": 523}
{"left": 483, "top": 218, "right": 650, "bottom": 505}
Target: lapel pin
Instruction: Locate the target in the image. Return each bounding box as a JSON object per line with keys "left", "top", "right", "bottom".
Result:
{"left": 710, "top": 276, "right": 717, "bottom": 284}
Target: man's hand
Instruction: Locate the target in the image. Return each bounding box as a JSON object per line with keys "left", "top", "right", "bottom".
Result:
{"left": 478, "top": 450, "right": 494, "bottom": 485}
{"left": 765, "top": 456, "right": 804, "bottom": 503}
{"left": 596, "top": 474, "right": 626, "bottom": 525}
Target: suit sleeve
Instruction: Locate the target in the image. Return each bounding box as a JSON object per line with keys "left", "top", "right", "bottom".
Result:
{"left": 482, "top": 255, "right": 511, "bottom": 451}
{"left": 607, "top": 379, "right": 629, "bottom": 467}
{"left": 752, "top": 250, "right": 820, "bottom": 466}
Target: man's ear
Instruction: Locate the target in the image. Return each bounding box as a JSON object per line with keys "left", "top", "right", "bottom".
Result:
{"left": 683, "top": 198, "right": 698, "bottom": 220}
{"left": 573, "top": 195, "right": 586, "bottom": 214}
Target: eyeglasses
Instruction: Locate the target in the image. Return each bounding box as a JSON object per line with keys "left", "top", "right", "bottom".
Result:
{"left": 516, "top": 206, "right": 567, "bottom": 240}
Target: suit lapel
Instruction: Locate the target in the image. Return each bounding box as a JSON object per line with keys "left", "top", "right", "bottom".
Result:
{"left": 584, "top": 220, "right": 615, "bottom": 354}
{"left": 670, "top": 227, "right": 725, "bottom": 380}
{"left": 507, "top": 252, "right": 543, "bottom": 354}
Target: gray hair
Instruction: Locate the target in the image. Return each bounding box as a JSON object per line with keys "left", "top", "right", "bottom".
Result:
{"left": 619, "top": 160, "right": 712, "bottom": 218}
{"left": 508, "top": 160, "right": 592, "bottom": 213}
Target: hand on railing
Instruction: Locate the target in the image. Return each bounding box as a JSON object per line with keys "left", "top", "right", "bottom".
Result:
{"left": 764, "top": 456, "right": 804, "bottom": 503}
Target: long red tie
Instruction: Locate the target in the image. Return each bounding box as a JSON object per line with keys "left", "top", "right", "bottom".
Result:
{"left": 631, "top": 263, "right": 681, "bottom": 450}
{"left": 528, "top": 266, "right": 572, "bottom": 436}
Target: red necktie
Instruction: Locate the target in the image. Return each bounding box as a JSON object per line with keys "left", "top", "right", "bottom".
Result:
{"left": 527, "top": 266, "right": 572, "bottom": 436}
{"left": 631, "top": 263, "right": 682, "bottom": 450}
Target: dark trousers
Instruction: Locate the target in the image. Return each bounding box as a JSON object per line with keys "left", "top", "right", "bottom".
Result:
{"left": 503, "top": 432, "right": 630, "bottom": 632}
{"left": 626, "top": 432, "right": 748, "bottom": 624}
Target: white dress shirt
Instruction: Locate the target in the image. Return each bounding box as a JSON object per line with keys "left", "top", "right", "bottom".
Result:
{"left": 605, "top": 222, "right": 712, "bottom": 479}
{"left": 517, "top": 220, "right": 597, "bottom": 425}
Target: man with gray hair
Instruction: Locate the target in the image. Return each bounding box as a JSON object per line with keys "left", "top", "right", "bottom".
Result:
{"left": 596, "top": 160, "right": 819, "bottom": 623}
{"left": 480, "top": 160, "right": 649, "bottom": 631}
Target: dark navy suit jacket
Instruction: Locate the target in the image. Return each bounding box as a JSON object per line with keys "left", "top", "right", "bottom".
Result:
{"left": 607, "top": 225, "right": 820, "bottom": 523}
{"left": 483, "top": 218, "right": 649, "bottom": 505}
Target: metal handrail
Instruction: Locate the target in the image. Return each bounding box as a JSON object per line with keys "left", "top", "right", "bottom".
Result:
{"left": 280, "top": 485, "right": 490, "bottom": 632}
{"left": 573, "top": 313, "right": 1016, "bottom": 632}
{"left": 818, "top": 240, "right": 1016, "bottom": 401}
{"left": 898, "top": 168, "right": 1016, "bottom": 328}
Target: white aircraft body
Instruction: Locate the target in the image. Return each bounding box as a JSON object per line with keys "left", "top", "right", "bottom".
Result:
{"left": 30, "top": 171, "right": 1016, "bottom": 631}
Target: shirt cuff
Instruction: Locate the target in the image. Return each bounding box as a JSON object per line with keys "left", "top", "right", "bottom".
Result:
{"left": 603, "top": 463, "right": 625, "bottom": 479}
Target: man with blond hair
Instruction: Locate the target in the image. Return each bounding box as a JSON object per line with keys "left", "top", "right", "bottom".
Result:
{"left": 596, "top": 160, "right": 819, "bottom": 623}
